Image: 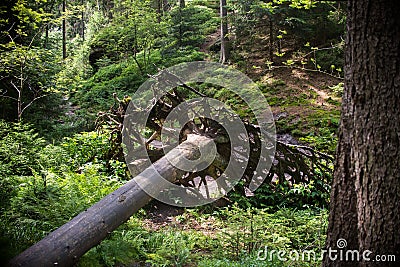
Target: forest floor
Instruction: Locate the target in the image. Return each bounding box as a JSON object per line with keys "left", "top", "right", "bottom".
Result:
{"left": 142, "top": 201, "right": 220, "bottom": 237}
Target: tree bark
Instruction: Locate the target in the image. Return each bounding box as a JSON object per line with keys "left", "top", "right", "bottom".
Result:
{"left": 9, "top": 135, "right": 214, "bottom": 267}
{"left": 324, "top": 1, "right": 400, "bottom": 266}
{"left": 179, "top": 0, "right": 185, "bottom": 8}
{"left": 62, "top": 0, "right": 67, "bottom": 59}
{"left": 268, "top": 15, "right": 273, "bottom": 62}
{"left": 156, "top": 0, "right": 162, "bottom": 23}
{"left": 219, "top": 0, "right": 229, "bottom": 64}
{"left": 81, "top": 0, "right": 84, "bottom": 42}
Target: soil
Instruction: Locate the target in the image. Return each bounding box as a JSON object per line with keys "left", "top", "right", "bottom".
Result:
{"left": 142, "top": 201, "right": 221, "bottom": 237}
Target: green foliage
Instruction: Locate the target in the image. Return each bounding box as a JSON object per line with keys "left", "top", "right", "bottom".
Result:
{"left": 72, "top": 57, "right": 149, "bottom": 114}
{"left": 79, "top": 218, "right": 207, "bottom": 267}
{"left": 0, "top": 0, "right": 53, "bottom": 45}
{"left": 56, "top": 42, "right": 92, "bottom": 93}
{"left": 283, "top": 2, "right": 345, "bottom": 46}
{"left": 230, "top": 0, "right": 345, "bottom": 76}
{"left": 161, "top": 46, "right": 205, "bottom": 67}
{"left": 298, "top": 111, "right": 340, "bottom": 154}
{"left": 0, "top": 43, "right": 61, "bottom": 121}
{"left": 73, "top": 46, "right": 204, "bottom": 118}
{"left": 167, "top": 5, "right": 218, "bottom": 48}
{"left": 299, "top": 129, "right": 337, "bottom": 154}
{"left": 328, "top": 82, "right": 344, "bottom": 97}
{"left": 1, "top": 163, "right": 123, "bottom": 256}
{"left": 88, "top": 0, "right": 163, "bottom": 71}
{"left": 61, "top": 131, "right": 112, "bottom": 168}
{"left": 0, "top": 0, "right": 62, "bottom": 126}
{"left": 0, "top": 127, "right": 124, "bottom": 261}
{"left": 0, "top": 121, "right": 51, "bottom": 246}
{"left": 211, "top": 205, "right": 327, "bottom": 266}
{"left": 229, "top": 176, "right": 331, "bottom": 210}
{"left": 314, "top": 45, "right": 344, "bottom": 74}
{"left": 0, "top": 0, "right": 345, "bottom": 265}
{"left": 77, "top": 206, "right": 327, "bottom": 266}
{"left": 0, "top": 121, "right": 45, "bottom": 177}
{"left": 198, "top": 255, "right": 285, "bottom": 267}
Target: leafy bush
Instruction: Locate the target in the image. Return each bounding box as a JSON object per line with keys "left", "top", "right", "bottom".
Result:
{"left": 0, "top": 121, "right": 46, "bottom": 218}
{"left": 1, "top": 163, "right": 123, "bottom": 260}
{"left": 72, "top": 60, "right": 141, "bottom": 112}
{"left": 79, "top": 219, "right": 206, "bottom": 267}
{"left": 228, "top": 177, "right": 331, "bottom": 211}
{"left": 0, "top": 126, "right": 126, "bottom": 261}
{"left": 0, "top": 45, "right": 61, "bottom": 122}
{"left": 299, "top": 129, "right": 337, "bottom": 154}
{"left": 314, "top": 46, "right": 344, "bottom": 74}
{"left": 212, "top": 205, "right": 328, "bottom": 266}
{"left": 0, "top": 121, "right": 46, "bottom": 177}
{"left": 328, "top": 82, "right": 344, "bottom": 97}
{"left": 61, "top": 131, "right": 111, "bottom": 167}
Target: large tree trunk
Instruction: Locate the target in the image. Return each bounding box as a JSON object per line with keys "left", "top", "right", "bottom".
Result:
{"left": 9, "top": 135, "right": 214, "bottom": 267}
{"left": 324, "top": 1, "right": 400, "bottom": 266}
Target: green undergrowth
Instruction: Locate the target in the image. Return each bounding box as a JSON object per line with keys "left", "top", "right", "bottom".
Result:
{"left": 0, "top": 123, "right": 126, "bottom": 262}
{"left": 78, "top": 205, "right": 328, "bottom": 267}
{"left": 0, "top": 120, "right": 331, "bottom": 266}
{"left": 71, "top": 48, "right": 205, "bottom": 115}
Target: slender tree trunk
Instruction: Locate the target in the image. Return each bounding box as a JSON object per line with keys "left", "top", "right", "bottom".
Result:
{"left": 179, "top": 0, "right": 185, "bottom": 8}
{"left": 103, "top": 0, "right": 113, "bottom": 19}
{"left": 17, "top": 70, "right": 22, "bottom": 122}
{"left": 324, "top": 1, "right": 400, "bottom": 266}
{"left": 62, "top": 0, "right": 67, "bottom": 59}
{"left": 44, "top": 24, "right": 49, "bottom": 48}
{"left": 81, "top": 0, "right": 84, "bottom": 42}
{"left": 269, "top": 15, "right": 273, "bottom": 62}
{"left": 178, "top": 6, "right": 183, "bottom": 47}
{"left": 156, "top": 0, "right": 162, "bottom": 23}
{"left": 219, "top": 0, "right": 229, "bottom": 64}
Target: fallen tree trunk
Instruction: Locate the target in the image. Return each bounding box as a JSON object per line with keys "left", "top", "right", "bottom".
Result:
{"left": 9, "top": 134, "right": 214, "bottom": 267}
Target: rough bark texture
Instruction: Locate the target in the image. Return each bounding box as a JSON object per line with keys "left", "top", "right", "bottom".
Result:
{"left": 9, "top": 135, "right": 213, "bottom": 267}
{"left": 324, "top": 1, "right": 400, "bottom": 266}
